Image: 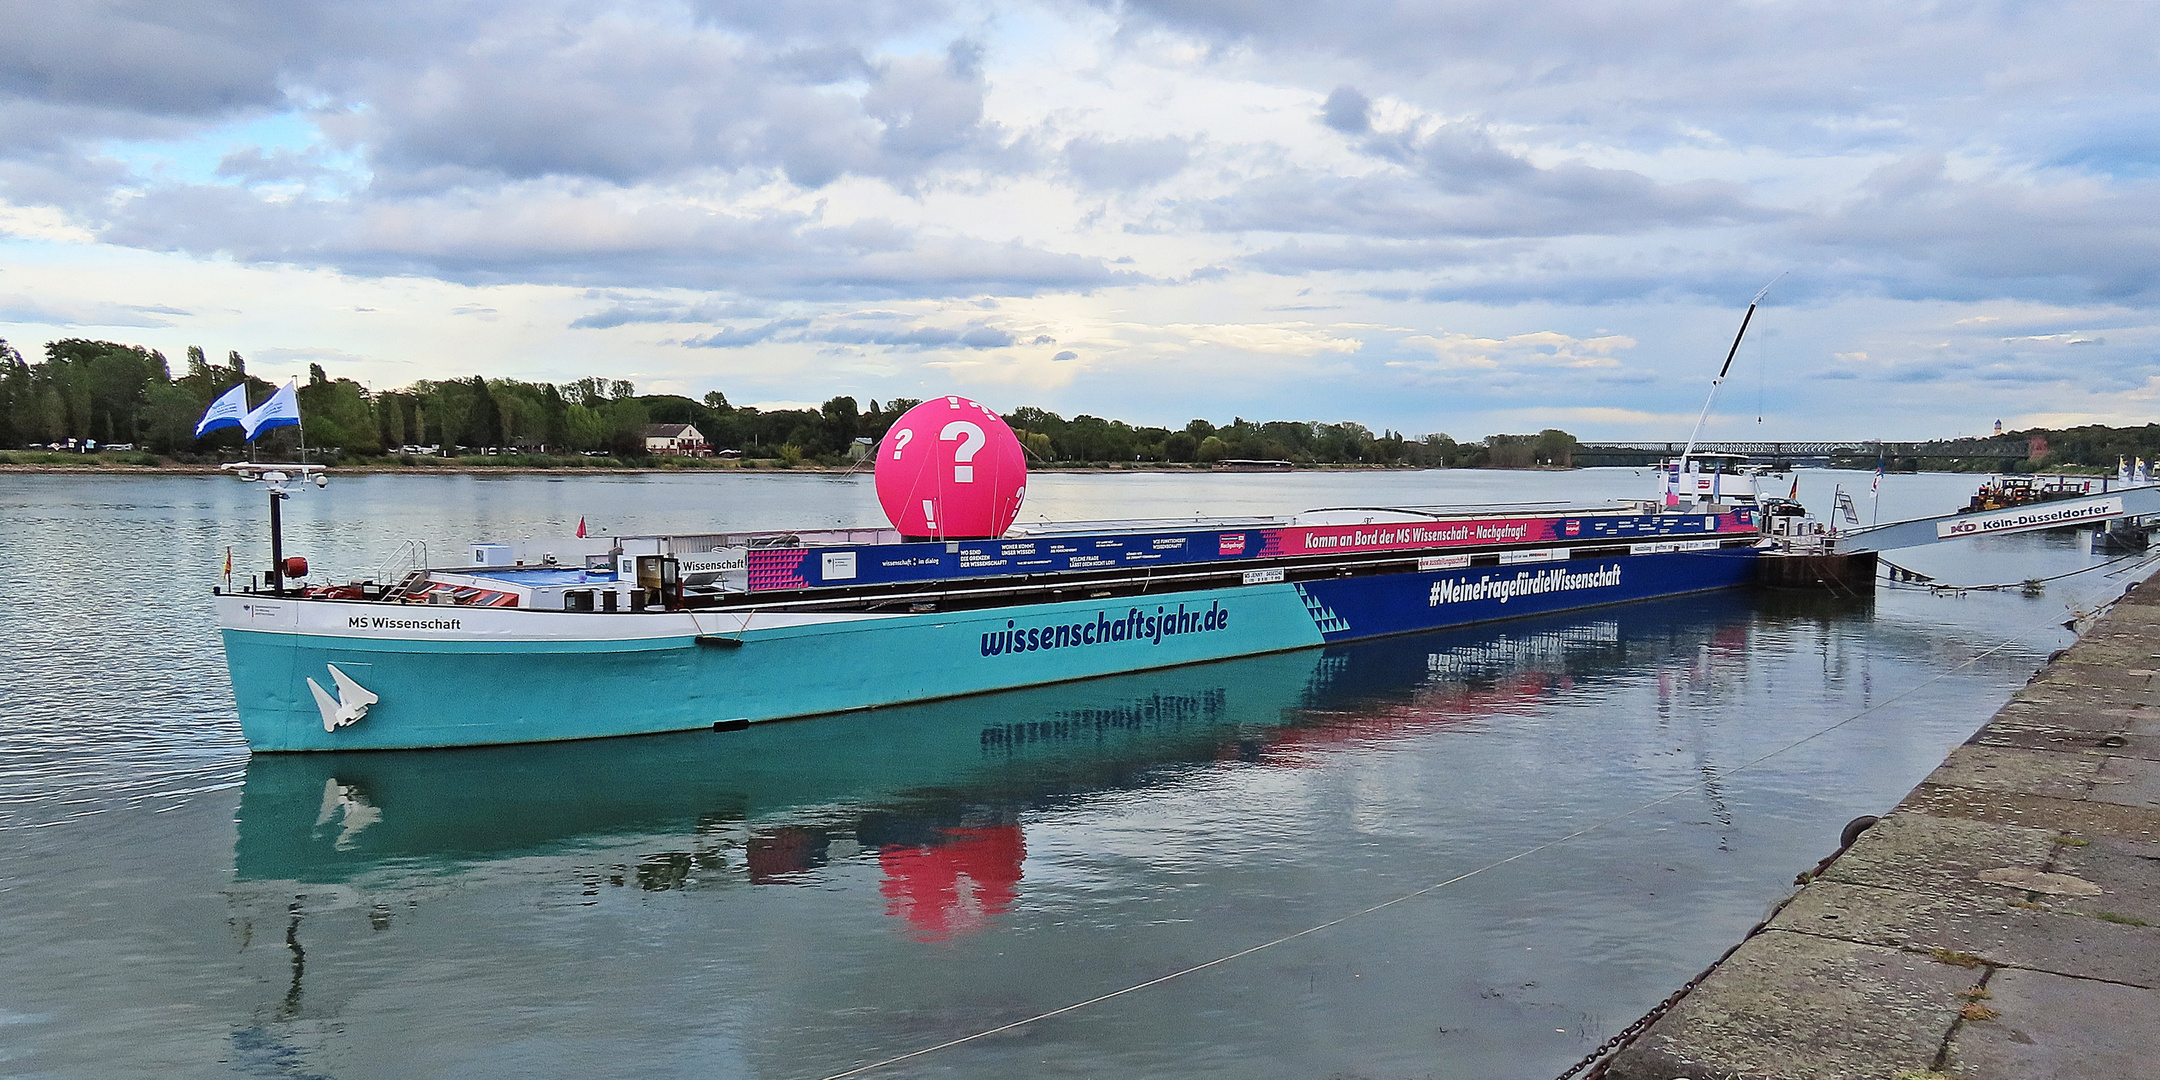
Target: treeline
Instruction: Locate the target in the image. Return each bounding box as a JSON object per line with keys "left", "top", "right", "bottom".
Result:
{"left": 1002, "top": 407, "right": 1575, "bottom": 467}
{"left": 0, "top": 337, "right": 1584, "bottom": 467}
{"left": 2028, "top": 426, "right": 2160, "bottom": 474}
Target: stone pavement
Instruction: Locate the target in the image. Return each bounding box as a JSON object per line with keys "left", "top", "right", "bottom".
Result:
{"left": 1605, "top": 575, "right": 2160, "bottom": 1080}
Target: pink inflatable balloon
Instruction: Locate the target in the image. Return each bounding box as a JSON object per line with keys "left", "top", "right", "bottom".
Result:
{"left": 876, "top": 396, "right": 1028, "bottom": 538}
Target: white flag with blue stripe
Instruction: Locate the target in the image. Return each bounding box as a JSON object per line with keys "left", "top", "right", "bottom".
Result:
{"left": 242, "top": 379, "right": 302, "bottom": 440}
{"left": 194, "top": 383, "right": 249, "bottom": 438}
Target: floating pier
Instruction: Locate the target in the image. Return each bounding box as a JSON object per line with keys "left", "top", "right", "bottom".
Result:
{"left": 1601, "top": 571, "right": 2160, "bottom": 1079}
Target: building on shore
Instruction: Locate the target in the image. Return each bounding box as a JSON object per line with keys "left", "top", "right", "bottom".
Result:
{"left": 642, "top": 424, "right": 709, "bottom": 456}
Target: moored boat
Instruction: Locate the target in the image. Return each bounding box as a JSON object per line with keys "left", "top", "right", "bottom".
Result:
{"left": 214, "top": 397, "right": 1778, "bottom": 752}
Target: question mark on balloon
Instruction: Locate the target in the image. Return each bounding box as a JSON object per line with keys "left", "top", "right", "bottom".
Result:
{"left": 942, "top": 420, "right": 985, "bottom": 483}
{"left": 891, "top": 429, "right": 913, "bottom": 459}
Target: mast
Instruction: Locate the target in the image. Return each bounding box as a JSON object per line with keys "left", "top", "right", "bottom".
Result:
{"left": 1678, "top": 275, "right": 1782, "bottom": 482}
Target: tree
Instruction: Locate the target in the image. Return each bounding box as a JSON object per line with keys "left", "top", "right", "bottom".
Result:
{"left": 460, "top": 375, "right": 503, "bottom": 449}
{"left": 1534, "top": 428, "right": 1577, "bottom": 468}
{"left": 821, "top": 395, "right": 860, "bottom": 442}
{"left": 0, "top": 340, "right": 28, "bottom": 448}
{"left": 602, "top": 397, "right": 649, "bottom": 458}
{"left": 297, "top": 375, "right": 381, "bottom": 456}
{"left": 40, "top": 339, "right": 167, "bottom": 444}
{"left": 564, "top": 402, "right": 609, "bottom": 451}
{"left": 540, "top": 383, "right": 569, "bottom": 451}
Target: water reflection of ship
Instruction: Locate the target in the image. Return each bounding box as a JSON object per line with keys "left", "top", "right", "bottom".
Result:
{"left": 235, "top": 590, "right": 1784, "bottom": 940}
{"left": 237, "top": 650, "right": 1327, "bottom": 941}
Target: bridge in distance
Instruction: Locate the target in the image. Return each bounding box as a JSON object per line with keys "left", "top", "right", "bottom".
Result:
{"left": 1571, "top": 438, "right": 2036, "bottom": 468}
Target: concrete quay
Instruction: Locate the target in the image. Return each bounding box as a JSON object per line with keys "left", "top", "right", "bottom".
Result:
{"left": 1605, "top": 576, "right": 2160, "bottom": 1080}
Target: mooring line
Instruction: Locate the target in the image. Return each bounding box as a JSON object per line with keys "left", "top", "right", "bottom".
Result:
{"left": 1885, "top": 545, "right": 2160, "bottom": 593}
{"left": 816, "top": 604, "right": 2100, "bottom": 1080}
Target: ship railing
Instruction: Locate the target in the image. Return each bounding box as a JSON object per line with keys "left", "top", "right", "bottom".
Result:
{"left": 1004, "top": 514, "right": 1290, "bottom": 535}
{"left": 373, "top": 540, "right": 429, "bottom": 586}
{"left": 640, "top": 528, "right": 902, "bottom": 553}
{"left": 1302, "top": 500, "right": 1642, "bottom": 520}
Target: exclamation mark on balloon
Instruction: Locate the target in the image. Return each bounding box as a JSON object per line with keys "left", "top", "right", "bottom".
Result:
{"left": 922, "top": 499, "right": 938, "bottom": 532}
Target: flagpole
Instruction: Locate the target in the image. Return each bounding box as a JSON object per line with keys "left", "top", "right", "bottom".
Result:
{"left": 1871, "top": 450, "right": 1884, "bottom": 526}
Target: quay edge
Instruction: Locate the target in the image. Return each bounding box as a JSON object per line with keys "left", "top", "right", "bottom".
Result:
{"left": 1601, "top": 569, "right": 2160, "bottom": 1080}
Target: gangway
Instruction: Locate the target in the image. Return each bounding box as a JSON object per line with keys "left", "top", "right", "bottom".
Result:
{"left": 1834, "top": 484, "right": 2160, "bottom": 553}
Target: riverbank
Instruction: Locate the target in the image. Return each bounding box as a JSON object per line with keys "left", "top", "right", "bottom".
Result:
{"left": 0, "top": 455, "right": 1511, "bottom": 477}
{"left": 1603, "top": 569, "right": 2160, "bottom": 1080}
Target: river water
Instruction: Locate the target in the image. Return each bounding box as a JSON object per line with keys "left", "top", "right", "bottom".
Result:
{"left": 1, "top": 468, "right": 2149, "bottom": 1079}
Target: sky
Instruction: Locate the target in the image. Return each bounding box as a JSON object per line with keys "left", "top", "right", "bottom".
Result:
{"left": 2, "top": 0, "right": 2156, "bottom": 441}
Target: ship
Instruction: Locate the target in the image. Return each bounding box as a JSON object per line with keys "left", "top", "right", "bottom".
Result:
{"left": 1958, "top": 474, "right": 2099, "bottom": 514}
{"left": 215, "top": 456, "right": 1773, "bottom": 751}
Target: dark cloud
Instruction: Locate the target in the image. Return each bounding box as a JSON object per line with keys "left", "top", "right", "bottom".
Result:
{"left": 1321, "top": 86, "right": 1369, "bottom": 134}
{"left": 1064, "top": 135, "right": 1191, "bottom": 190}
{"left": 1163, "top": 111, "right": 1766, "bottom": 246}
{"left": 685, "top": 0, "right": 953, "bottom": 44}
{"left": 683, "top": 319, "right": 811, "bottom": 347}
{"left": 1187, "top": 159, "right": 1759, "bottom": 241}
{"left": 88, "top": 176, "right": 1137, "bottom": 298}
{"left": 1239, "top": 237, "right": 1517, "bottom": 275}
{"left": 0, "top": 1, "right": 1006, "bottom": 201}
{"left": 568, "top": 296, "right": 773, "bottom": 329}
{"left": 1795, "top": 155, "right": 2160, "bottom": 305}
{"left": 0, "top": 0, "right": 332, "bottom": 117}
{"left": 815, "top": 321, "right": 1013, "bottom": 348}
{"left": 1109, "top": 1, "right": 2160, "bottom": 156}
{"left": 351, "top": 20, "right": 1001, "bottom": 190}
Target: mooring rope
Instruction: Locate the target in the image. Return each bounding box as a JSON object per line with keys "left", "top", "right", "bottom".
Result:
{"left": 816, "top": 595, "right": 2117, "bottom": 1080}
{"left": 1882, "top": 545, "right": 2160, "bottom": 593}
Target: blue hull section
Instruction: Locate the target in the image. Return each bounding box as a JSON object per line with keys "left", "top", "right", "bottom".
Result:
{"left": 1297, "top": 549, "right": 1760, "bottom": 641}
{"left": 225, "top": 548, "right": 1759, "bottom": 751}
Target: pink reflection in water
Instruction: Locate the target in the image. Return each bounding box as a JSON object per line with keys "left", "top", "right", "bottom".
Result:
{"left": 877, "top": 825, "right": 1026, "bottom": 942}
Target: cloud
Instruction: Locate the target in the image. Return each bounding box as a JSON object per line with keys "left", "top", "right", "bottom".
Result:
{"left": 1064, "top": 135, "right": 1191, "bottom": 190}
{"left": 1392, "top": 328, "right": 1636, "bottom": 373}
{"left": 683, "top": 319, "right": 811, "bottom": 347}
{"left": 683, "top": 314, "right": 1011, "bottom": 349}
{"left": 0, "top": 293, "right": 189, "bottom": 327}
{"left": 1159, "top": 322, "right": 1363, "bottom": 356}
{"left": 0, "top": 0, "right": 337, "bottom": 117}
{"left": 255, "top": 345, "right": 379, "bottom": 366}
{"left": 92, "top": 180, "right": 1138, "bottom": 297}
{"left": 347, "top": 19, "right": 1004, "bottom": 191}
{"left": 1184, "top": 118, "right": 1763, "bottom": 242}
{"left": 1321, "top": 86, "right": 1370, "bottom": 135}
{"left": 569, "top": 295, "right": 773, "bottom": 329}
{"left": 1796, "top": 155, "right": 2160, "bottom": 304}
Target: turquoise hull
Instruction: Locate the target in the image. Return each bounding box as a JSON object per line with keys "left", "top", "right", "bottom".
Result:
{"left": 223, "top": 548, "right": 1758, "bottom": 751}
{"left": 225, "top": 585, "right": 1327, "bottom": 751}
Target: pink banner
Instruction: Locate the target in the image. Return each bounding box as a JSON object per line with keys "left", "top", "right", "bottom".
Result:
{"left": 1256, "top": 517, "right": 1563, "bottom": 558}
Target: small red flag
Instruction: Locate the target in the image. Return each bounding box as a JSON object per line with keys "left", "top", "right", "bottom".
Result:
{"left": 576, "top": 516, "right": 587, "bottom": 538}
